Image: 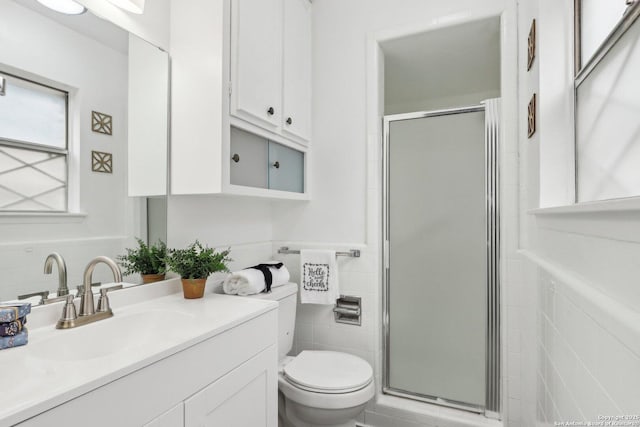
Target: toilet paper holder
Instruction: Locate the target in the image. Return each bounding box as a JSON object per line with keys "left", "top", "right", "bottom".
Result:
{"left": 333, "top": 295, "right": 361, "bottom": 326}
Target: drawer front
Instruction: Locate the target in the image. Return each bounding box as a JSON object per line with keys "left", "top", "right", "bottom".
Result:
{"left": 268, "top": 142, "right": 304, "bottom": 193}
{"left": 184, "top": 346, "right": 277, "bottom": 427}
{"left": 230, "top": 127, "right": 269, "bottom": 188}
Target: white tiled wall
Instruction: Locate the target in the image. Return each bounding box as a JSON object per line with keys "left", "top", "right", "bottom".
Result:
{"left": 518, "top": 0, "right": 640, "bottom": 423}
{"left": 274, "top": 242, "right": 378, "bottom": 374}
{"left": 0, "top": 237, "right": 130, "bottom": 301}
{"left": 526, "top": 256, "right": 640, "bottom": 424}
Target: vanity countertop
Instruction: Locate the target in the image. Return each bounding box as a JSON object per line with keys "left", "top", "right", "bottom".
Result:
{"left": 0, "top": 280, "right": 278, "bottom": 427}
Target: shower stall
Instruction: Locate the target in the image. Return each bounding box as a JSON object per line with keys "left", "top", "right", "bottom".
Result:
{"left": 382, "top": 100, "right": 501, "bottom": 415}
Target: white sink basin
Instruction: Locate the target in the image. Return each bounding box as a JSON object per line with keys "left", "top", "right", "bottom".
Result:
{"left": 30, "top": 310, "right": 194, "bottom": 362}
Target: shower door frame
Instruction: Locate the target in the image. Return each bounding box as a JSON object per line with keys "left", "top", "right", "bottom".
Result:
{"left": 382, "top": 103, "right": 501, "bottom": 416}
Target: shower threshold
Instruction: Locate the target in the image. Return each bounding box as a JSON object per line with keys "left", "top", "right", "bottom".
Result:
{"left": 383, "top": 386, "right": 485, "bottom": 415}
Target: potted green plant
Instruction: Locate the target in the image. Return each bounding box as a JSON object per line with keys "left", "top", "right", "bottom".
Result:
{"left": 117, "top": 238, "right": 168, "bottom": 284}
{"left": 167, "top": 240, "right": 231, "bottom": 299}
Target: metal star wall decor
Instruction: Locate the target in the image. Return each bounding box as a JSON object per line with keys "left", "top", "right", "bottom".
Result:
{"left": 527, "top": 19, "right": 536, "bottom": 71}
{"left": 528, "top": 93, "right": 536, "bottom": 138}
{"left": 91, "top": 111, "right": 113, "bottom": 135}
{"left": 91, "top": 151, "right": 113, "bottom": 173}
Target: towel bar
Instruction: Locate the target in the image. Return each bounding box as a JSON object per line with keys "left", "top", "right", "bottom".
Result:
{"left": 277, "top": 246, "right": 361, "bottom": 258}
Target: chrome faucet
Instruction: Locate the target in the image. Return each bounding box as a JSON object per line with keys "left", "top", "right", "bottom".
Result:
{"left": 56, "top": 256, "right": 122, "bottom": 329}
{"left": 79, "top": 256, "right": 122, "bottom": 316}
{"left": 44, "top": 252, "right": 68, "bottom": 297}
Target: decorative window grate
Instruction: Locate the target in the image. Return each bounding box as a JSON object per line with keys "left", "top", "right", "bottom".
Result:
{"left": 0, "top": 73, "right": 68, "bottom": 212}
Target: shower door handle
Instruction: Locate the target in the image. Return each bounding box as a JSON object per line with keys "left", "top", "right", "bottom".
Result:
{"left": 384, "top": 240, "right": 390, "bottom": 269}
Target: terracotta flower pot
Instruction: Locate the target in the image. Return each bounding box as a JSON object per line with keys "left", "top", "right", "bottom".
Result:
{"left": 181, "top": 278, "right": 207, "bottom": 299}
{"left": 141, "top": 273, "right": 166, "bottom": 284}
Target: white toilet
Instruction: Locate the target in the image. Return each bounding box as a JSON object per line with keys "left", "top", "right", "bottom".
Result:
{"left": 250, "top": 283, "right": 375, "bottom": 427}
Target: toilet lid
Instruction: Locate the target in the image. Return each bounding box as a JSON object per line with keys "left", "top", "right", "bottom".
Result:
{"left": 283, "top": 351, "right": 373, "bottom": 393}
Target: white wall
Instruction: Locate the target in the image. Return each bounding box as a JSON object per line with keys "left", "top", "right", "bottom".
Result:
{"left": 0, "top": 2, "right": 135, "bottom": 299}
{"left": 538, "top": 0, "right": 575, "bottom": 208}
{"left": 385, "top": 89, "right": 501, "bottom": 115}
{"left": 523, "top": 210, "right": 640, "bottom": 422}
{"left": 166, "top": 195, "right": 275, "bottom": 291}
{"left": 77, "top": 0, "right": 170, "bottom": 50}
{"left": 521, "top": 0, "right": 640, "bottom": 424}
{"left": 167, "top": 196, "right": 273, "bottom": 249}
{"left": 516, "top": 1, "right": 540, "bottom": 427}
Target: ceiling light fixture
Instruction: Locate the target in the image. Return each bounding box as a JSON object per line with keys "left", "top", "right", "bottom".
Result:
{"left": 106, "top": 0, "right": 145, "bottom": 14}
{"left": 36, "top": 0, "right": 87, "bottom": 15}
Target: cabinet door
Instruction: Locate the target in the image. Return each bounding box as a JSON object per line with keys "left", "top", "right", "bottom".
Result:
{"left": 282, "top": 0, "right": 312, "bottom": 143}
{"left": 230, "top": 0, "right": 282, "bottom": 131}
{"left": 143, "top": 403, "right": 184, "bottom": 427}
{"left": 230, "top": 127, "right": 269, "bottom": 188}
{"left": 184, "top": 346, "right": 277, "bottom": 427}
{"left": 268, "top": 142, "right": 304, "bottom": 193}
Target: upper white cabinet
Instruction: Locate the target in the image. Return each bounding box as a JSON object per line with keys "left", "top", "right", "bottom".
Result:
{"left": 282, "top": 0, "right": 312, "bottom": 143}
{"left": 231, "top": 0, "right": 283, "bottom": 131}
{"left": 171, "top": 0, "right": 311, "bottom": 199}
{"left": 230, "top": 0, "right": 311, "bottom": 144}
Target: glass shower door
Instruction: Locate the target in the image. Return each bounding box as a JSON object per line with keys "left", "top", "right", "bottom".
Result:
{"left": 384, "top": 108, "right": 488, "bottom": 409}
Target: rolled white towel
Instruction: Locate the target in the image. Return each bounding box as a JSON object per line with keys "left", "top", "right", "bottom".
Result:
{"left": 223, "top": 262, "right": 290, "bottom": 296}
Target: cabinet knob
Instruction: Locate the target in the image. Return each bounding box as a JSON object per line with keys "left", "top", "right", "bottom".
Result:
{"left": 286, "top": 117, "right": 293, "bottom": 125}
{"left": 232, "top": 154, "right": 240, "bottom": 163}
{"left": 267, "top": 107, "right": 275, "bottom": 116}
{"left": 273, "top": 161, "right": 280, "bottom": 169}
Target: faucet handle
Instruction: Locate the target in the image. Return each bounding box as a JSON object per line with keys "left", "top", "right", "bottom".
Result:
{"left": 76, "top": 282, "right": 102, "bottom": 296}
{"left": 60, "top": 295, "right": 77, "bottom": 321}
{"left": 96, "top": 285, "right": 121, "bottom": 313}
{"left": 18, "top": 291, "right": 50, "bottom": 305}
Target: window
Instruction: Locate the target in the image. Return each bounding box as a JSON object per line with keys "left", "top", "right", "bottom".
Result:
{"left": 575, "top": 0, "right": 631, "bottom": 73}
{"left": 0, "top": 73, "right": 68, "bottom": 212}
{"left": 574, "top": 1, "right": 640, "bottom": 202}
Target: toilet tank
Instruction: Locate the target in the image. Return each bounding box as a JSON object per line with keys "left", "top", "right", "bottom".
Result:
{"left": 248, "top": 283, "right": 297, "bottom": 360}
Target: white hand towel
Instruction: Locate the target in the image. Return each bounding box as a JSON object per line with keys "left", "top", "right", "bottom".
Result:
{"left": 223, "top": 262, "right": 290, "bottom": 296}
{"left": 299, "top": 249, "right": 339, "bottom": 304}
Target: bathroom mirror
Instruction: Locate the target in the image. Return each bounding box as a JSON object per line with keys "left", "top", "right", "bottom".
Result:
{"left": 0, "top": 0, "right": 169, "bottom": 303}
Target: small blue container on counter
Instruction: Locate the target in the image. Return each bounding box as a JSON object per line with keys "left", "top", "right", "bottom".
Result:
{"left": 0, "top": 303, "right": 31, "bottom": 323}
{"left": 0, "top": 330, "right": 28, "bottom": 350}
{"left": 0, "top": 303, "right": 31, "bottom": 350}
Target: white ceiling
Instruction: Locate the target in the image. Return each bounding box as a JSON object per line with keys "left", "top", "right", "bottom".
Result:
{"left": 382, "top": 16, "right": 501, "bottom": 111}
{"left": 16, "top": 0, "right": 128, "bottom": 53}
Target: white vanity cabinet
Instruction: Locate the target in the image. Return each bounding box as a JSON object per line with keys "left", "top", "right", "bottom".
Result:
{"left": 170, "top": 0, "right": 310, "bottom": 199}
{"left": 15, "top": 309, "right": 278, "bottom": 427}
{"left": 143, "top": 404, "right": 184, "bottom": 427}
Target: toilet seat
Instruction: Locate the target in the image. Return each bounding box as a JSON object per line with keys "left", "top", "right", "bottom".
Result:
{"left": 283, "top": 351, "right": 373, "bottom": 394}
